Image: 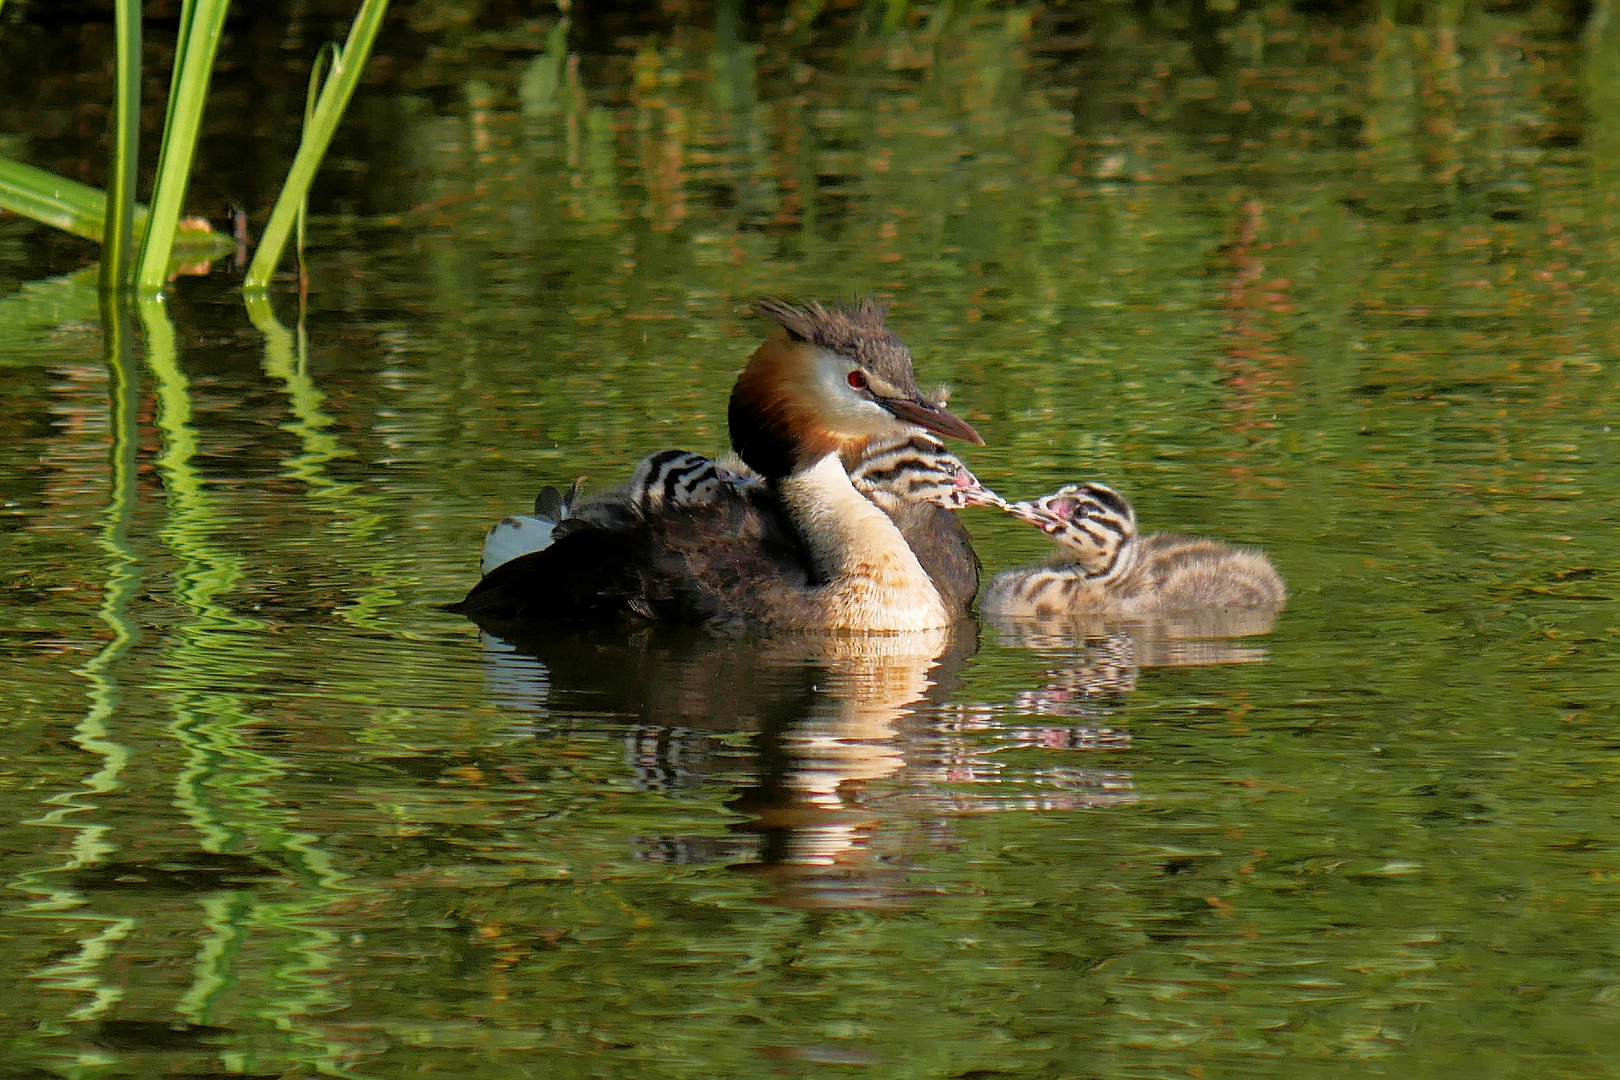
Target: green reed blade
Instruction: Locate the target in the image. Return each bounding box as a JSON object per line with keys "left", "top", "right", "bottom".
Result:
{"left": 135, "top": 0, "right": 230, "bottom": 293}
{"left": 243, "top": 0, "right": 389, "bottom": 293}
{"left": 0, "top": 158, "right": 116, "bottom": 243}
{"left": 297, "top": 44, "right": 337, "bottom": 287}
{"left": 0, "top": 157, "right": 235, "bottom": 270}
{"left": 100, "top": 0, "right": 142, "bottom": 292}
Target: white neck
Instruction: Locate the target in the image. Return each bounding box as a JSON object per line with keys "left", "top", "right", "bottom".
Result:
{"left": 777, "top": 453, "right": 951, "bottom": 632}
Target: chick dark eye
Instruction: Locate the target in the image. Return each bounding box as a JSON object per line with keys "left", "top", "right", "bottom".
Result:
{"left": 847, "top": 370, "right": 869, "bottom": 390}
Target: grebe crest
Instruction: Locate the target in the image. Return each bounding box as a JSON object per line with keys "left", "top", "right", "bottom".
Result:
{"left": 729, "top": 298, "right": 982, "bottom": 479}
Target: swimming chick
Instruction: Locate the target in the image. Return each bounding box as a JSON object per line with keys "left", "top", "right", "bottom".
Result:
{"left": 979, "top": 482, "right": 1286, "bottom": 618}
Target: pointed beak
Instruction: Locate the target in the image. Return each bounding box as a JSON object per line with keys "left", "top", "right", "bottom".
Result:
{"left": 1004, "top": 500, "right": 1065, "bottom": 534}
{"left": 879, "top": 396, "right": 985, "bottom": 446}
{"left": 951, "top": 468, "right": 1006, "bottom": 509}
{"left": 955, "top": 488, "right": 1007, "bottom": 510}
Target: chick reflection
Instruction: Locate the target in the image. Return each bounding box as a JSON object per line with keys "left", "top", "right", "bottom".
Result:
{"left": 889, "top": 609, "right": 1279, "bottom": 821}
{"left": 983, "top": 608, "right": 1276, "bottom": 718}
{"left": 472, "top": 621, "right": 975, "bottom": 908}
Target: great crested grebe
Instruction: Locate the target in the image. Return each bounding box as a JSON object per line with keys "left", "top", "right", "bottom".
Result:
{"left": 452, "top": 298, "right": 988, "bottom": 632}
{"left": 979, "top": 482, "right": 1286, "bottom": 618}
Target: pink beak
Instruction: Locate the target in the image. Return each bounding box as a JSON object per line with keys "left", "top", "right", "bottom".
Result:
{"left": 950, "top": 466, "right": 1006, "bottom": 509}
{"left": 1004, "top": 500, "right": 1066, "bottom": 533}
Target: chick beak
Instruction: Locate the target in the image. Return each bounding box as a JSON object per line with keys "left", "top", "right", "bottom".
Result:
{"left": 950, "top": 467, "right": 1006, "bottom": 509}
{"left": 879, "top": 395, "right": 985, "bottom": 446}
{"left": 1004, "top": 500, "right": 1065, "bottom": 533}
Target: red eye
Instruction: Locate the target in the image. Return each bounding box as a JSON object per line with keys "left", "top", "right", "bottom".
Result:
{"left": 847, "top": 370, "right": 869, "bottom": 390}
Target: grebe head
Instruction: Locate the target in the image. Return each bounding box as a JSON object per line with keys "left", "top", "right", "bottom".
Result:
{"left": 850, "top": 433, "right": 1005, "bottom": 513}
{"left": 729, "top": 298, "right": 984, "bottom": 478}
{"left": 1005, "top": 482, "right": 1138, "bottom": 577}
{"left": 628, "top": 449, "right": 741, "bottom": 510}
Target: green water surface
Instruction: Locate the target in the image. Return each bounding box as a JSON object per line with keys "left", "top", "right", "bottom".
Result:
{"left": 1, "top": 4, "right": 1618, "bottom": 1077}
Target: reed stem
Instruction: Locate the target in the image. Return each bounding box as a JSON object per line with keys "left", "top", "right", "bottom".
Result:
{"left": 135, "top": 0, "right": 231, "bottom": 293}
{"left": 244, "top": 0, "right": 389, "bottom": 293}
{"left": 100, "top": 0, "right": 143, "bottom": 293}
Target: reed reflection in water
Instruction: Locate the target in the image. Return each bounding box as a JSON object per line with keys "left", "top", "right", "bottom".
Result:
{"left": 472, "top": 606, "right": 1277, "bottom": 909}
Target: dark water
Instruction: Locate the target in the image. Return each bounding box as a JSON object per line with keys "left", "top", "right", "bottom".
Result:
{"left": 3, "top": 4, "right": 1619, "bottom": 1077}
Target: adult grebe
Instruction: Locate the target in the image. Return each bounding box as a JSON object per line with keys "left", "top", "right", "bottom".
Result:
{"left": 452, "top": 298, "right": 987, "bottom": 632}
{"left": 979, "top": 482, "right": 1286, "bottom": 618}
{"left": 480, "top": 432, "right": 1002, "bottom": 618}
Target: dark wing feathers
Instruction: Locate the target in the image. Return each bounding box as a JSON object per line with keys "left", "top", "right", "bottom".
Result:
{"left": 449, "top": 486, "right": 815, "bottom": 630}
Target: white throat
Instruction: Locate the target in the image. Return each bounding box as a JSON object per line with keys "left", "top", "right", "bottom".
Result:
{"left": 778, "top": 453, "right": 951, "bottom": 632}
